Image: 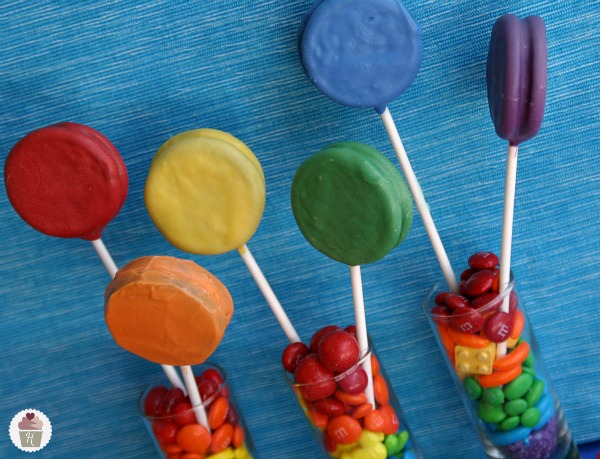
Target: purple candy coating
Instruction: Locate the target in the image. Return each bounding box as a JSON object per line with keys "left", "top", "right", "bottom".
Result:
{"left": 503, "top": 416, "right": 558, "bottom": 459}
{"left": 486, "top": 14, "right": 547, "bottom": 146}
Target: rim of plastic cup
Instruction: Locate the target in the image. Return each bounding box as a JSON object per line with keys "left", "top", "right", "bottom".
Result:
{"left": 422, "top": 272, "right": 515, "bottom": 319}
{"left": 137, "top": 361, "right": 228, "bottom": 421}
{"left": 282, "top": 340, "right": 373, "bottom": 388}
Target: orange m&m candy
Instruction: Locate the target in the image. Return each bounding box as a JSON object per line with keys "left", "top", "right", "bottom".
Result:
{"left": 326, "top": 415, "right": 362, "bottom": 444}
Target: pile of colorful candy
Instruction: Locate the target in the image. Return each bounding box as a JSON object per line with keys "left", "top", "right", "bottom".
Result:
{"left": 430, "top": 252, "right": 564, "bottom": 459}
{"left": 283, "top": 325, "right": 417, "bottom": 459}
{"left": 141, "top": 367, "right": 252, "bottom": 459}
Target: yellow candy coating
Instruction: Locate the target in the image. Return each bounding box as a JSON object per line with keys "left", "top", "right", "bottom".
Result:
{"left": 210, "top": 447, "right": 235, "bottom": 459}
{"left": 358, "top": 430, "right": 384, "bottom": 447}
{"left": 145, "top": 129, "right": 266, "bottom": 255}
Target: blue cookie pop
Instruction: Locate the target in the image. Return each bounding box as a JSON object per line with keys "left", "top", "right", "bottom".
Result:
{"left": 298, "top": 0, "right": 458, "bottom": 292}
{"left": 300, "top": 0, "right": 422, "bottom": 114}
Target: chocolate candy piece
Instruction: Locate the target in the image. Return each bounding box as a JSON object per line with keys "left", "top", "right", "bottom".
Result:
{"left": 299, "top": 0, "right": 422, "bottom": 113}
{"left": 444, "top": 293, "right": 471, "bottom": 310}
{"left": 486, "top": 14, "right": 547, "bottom": 145}
{"left": 504, "top": 373, "right": 534, "bottom": 400}
{"left": 484, "top": 311, "right": 514, "bottom": 343}
{"left": 464, "top": 270, "right": 495, "bottom": 297}
{"left": 450, "top": 307, "right": 485, "bottom": 334}
{"left": 468, "top": 251, "right": 499, "bottom": 270}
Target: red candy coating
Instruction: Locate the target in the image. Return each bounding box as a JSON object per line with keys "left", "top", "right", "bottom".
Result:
{"left": 294, "top": 354, "right": 337, "bottom": 401}
{"left": 312, "top": 398, "right": 346, "bottom": 417}
{"left": 336, "top": 366, "right": 368, "bottom": 394}
{"left": 4, "top": 122, "right": 128, "bottom": 240}
{"left": 282, "top": 342, "right": 310, "bottom": 373}
{"left": 444, "top": 293, "right": 471, "bottom": 310}
{"left": 464, "top": 270, "right": 495, "bottom": 297}
{"left": 430, "top": 305, "right": 451, "bottom": 325}
{"left": 145, "top": 386, "right": 169, "bottom": 417}
{"left": 318, "top": 330, "right": 360, "bottom": 373}
{"left": 173, "top": 402, "right": 196, "bottom": 427}
{"left": 309, "top": 325, "right": 340, "bottom": 352}
{"left": 468, "top": 252, "right": 499, "bottom": 270}
{"left": 485, "top": 311, "right": 514, "bottom": 343}
{"left": 450, "top": 307, "right": 485, "bottom": 334}
{"left": 160, "top": 387, "right": 187, "bottom": 416}
{"left": 460, "top": 269, "right": 474, "bottom": 281}
{"left": 471, "top": 292, "right": 501, "bottom": 311}
{"left": 153, "top": 420, "right": 179, "bottom": 446}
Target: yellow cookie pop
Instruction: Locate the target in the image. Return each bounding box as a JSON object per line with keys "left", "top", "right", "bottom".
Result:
{"left": 145, "top": 129, "right": 265, "bottom": 255}
{"left": 145, "top": 128, "right": 301, "bottom": 344}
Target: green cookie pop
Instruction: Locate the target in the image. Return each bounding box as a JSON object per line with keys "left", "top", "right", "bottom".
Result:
{"left": 291, "top": 142, "right": 413, "bottom": 267}
{"left": 292, "top": 141, "right": 413, "bottom": 407}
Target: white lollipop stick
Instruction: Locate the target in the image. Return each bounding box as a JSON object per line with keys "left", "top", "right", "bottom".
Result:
{"left": 91, "top": 238, "right": 119, "bottom": 278}
{"left": 238, "top": 244, "right": 301, "bottom": 343}
{"left": 350, "top": 265, "right": 375, "bottom": 407}
{"left": 497, "top": 144, "right": 519, "bottom": 358}
{"left": 181, "top": 365, "right": 209, "bottom": 428}
{"left": 91, "top": 238, "right": 186, "bottom": 391}
{"left": 380, "top": 108, "right": 458, "bottom": 293}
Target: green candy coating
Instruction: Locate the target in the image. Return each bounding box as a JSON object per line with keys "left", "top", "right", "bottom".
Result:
{"left": 526, "top": 379, "right": 545, "bottom": 407}
{"left": 522, "top": 366, "right": 536, "bottom": 378}
{"left": 384, "top": 434, "right": 399, "bottom": 456}
{"left": 523, "top": 351, "right": 535, "bottom": 368}
{"left": 291, "top": 142, "right": 413, "bottom": 266}
{"left": 482, "top": 387, "right": 505, "bottom": 405}
{"left": 384, "top": 431, "right": 409, "bottom": 455}
{"left": 504, "top": 399, "right": 528, "bottom": 416}
{"left": 397, "top": 430, "right": 409, "bottom": 452}
{"left": 521, "top": 407, "right": 542, "bottom": 427}
{"left": 477, "top": 401, "right": 507, "bottom": 423}
{"left": 504, "top": 373, "right": 533, "bottom": 400}
{"left": 498, "top": 416, "right": 520, "bottom": 431}
{"left": 464, "top": 377, "right": 482, "bottom": 400}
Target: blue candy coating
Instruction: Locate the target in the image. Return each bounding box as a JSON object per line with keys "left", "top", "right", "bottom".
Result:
{"left": 300, "top": 0, "right": 422, "bottom": 113}
{"left": 489, "top": 425, "right": 533, "bottom": 446}
{"left": 533, "top": 393, "right": 555, "bottom": 430}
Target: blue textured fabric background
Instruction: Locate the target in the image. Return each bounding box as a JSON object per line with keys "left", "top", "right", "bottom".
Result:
{"left": 1, "top": 1, "right": 598, "bottom": 458}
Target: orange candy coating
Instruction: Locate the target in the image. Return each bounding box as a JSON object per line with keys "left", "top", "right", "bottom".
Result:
{"left": 210, "top": 423, "right": 234, "bottom": 453}
{"left": 326, "top": 415, "right": 362, "bottom": 445}
{"left": 176, "top": 424, "right": 211, "bottom": 454}
{"left": 208, "top": 396, "right": 230, "bottom": 430}
{"left": 104, "top": 256, "right": 233, "bottom": 366}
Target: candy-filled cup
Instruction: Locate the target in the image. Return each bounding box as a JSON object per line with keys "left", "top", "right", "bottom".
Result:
{"left": 423, "top": 276, "right": 578, "bottom": 459}
{"left": 284, "top": 338, "right": 422, "bottom": 459}
{"left": 138, "top": 363, "right": 256, "bottom": 459}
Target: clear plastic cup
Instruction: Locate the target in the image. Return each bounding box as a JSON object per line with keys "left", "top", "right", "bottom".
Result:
{"left": 284, "top": 338, "right": 422, "bottom": 458}
{"left": 423, "top": 275, "right": 579, "bottom": 459}
{"left": 138, "top": 363, "right": 257, "bottom": 458}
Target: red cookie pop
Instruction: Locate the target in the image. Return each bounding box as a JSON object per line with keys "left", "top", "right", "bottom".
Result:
{"left": 486, "top": 14, "right": 547, "bottom": 357}
{"left": 4, "top": 122, "right": 128, "bottom": 275}
{"left": 4, "top": 122, "right": 185, "bottom": 389}
{"left": 5, "top": 122, "right": 127, "bottom": 240}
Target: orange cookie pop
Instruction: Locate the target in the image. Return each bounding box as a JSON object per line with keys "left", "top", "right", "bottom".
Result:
{"left": 105, "top": 255, "right": 234, "bottom": 428}
{"left": 105, "top": 256, "right": 233, "bottom": 366}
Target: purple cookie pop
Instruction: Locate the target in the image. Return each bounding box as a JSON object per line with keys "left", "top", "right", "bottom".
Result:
{"left": 487, "top": 14, "right": 548, "bottom": 146}
{"left": 485, "top": 14, "right": 548, "bottom": 358}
